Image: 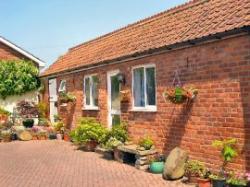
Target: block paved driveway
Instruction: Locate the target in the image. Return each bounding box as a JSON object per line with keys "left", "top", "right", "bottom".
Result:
{"left": 0, "top": 141, "right": 193, "bottom": 187}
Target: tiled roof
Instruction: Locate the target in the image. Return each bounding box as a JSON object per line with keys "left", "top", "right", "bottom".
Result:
{"left": 42, "top": 0, "right": 250, "bottom": 76}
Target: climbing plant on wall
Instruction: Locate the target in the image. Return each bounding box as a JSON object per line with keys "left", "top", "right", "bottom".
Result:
{"left": 0, "top": 60, "right": 40, "bottom": 99}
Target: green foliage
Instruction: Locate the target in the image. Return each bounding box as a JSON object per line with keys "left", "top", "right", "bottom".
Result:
{"left": 103, "top": 137, "right": 123, "bottom": 150}
{"left": 0, "top": 60, "right": 40, "bottom": 99}
{"left": 70, "top": 117, "right": 107, "bottom": 144}
{"left": 138, "top": 136, "right": 154, "bottom": 150}
{"left": 184, "top": 160, "right": 206, "bottom": 177}
{"left": 212, "top": 138, "right": 238, "bottom": 169}
{"left": 226, "top": 172, "right": 247, "bottom": 186}
{"left": 37, "top": 102, "right": 47, "bottom": 118}
{"left": 104, "top": 123, "right": 128, "bottom": 144}
{"left": 0, "top": 106, "right": 11, "bottom": 116}
{"left": 53, "top": 121, "right": 65, "bottom": 132}
{"left": 59, "top": 92, "right": 76, "bottom": 103}
{"left": 22, "top": 118, "right": 34, "bottom": 128}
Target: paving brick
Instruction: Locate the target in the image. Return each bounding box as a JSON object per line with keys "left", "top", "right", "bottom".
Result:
{"left": 0, "top": 141, "right": 193, "bottom": 187}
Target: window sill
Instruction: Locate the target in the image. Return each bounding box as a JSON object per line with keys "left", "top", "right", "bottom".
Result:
{"left": 82, "top": 107, "right": 99, "bottom": 111}
{"left": 130, "top": 107, "right": 157, "bottom": 112}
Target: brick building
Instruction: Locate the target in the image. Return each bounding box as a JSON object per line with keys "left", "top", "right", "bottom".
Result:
{"left": 41, "top": 0, "right": 250, "bottom": 171}
{"left": 0, "top": 36, "right": 45, "bottom": 112}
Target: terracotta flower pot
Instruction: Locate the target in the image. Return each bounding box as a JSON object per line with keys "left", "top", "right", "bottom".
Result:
{"left": 84, "top": 140, "right": 98, "bottom": 152}
{"left": 32, "top": 136, "right": 38, "bottom": 140}
{"left": 63, "top": 134, "right": 70, "bottom": 142}
{"left": 197, "top": 178, "right": 211, "bottom": 187}
{"left": 2, "top": 137, "right": 11, "bottom": 142}
{"left": 188, "top": 175, "right": 199, "bottom": 184}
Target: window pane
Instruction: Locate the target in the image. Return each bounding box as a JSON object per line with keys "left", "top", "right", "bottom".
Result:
{"left": 112, "top": 114, "right": 121, "bottom": 126}
{"left": 59, "top": 80, "right": 66, "bottom": 92}
{"left": 92, "top": 76, "right": 98, "bottom": 106}
{"left": 133, "top": 68, "right": 145, "bottom": 107}
{"left": 146, "top": 67, "right": 156, "bottom": 105}
{"left": 111, "top": 75, "right": 120, "bottom": 110}
{"left": 85, "top": 77, "right": 90, "bottom": 105}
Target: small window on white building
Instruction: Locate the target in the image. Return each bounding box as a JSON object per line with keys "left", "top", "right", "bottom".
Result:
{"left": 132, "top": 65, "right": 156, "bottom": 111}
{"left": 84, "top": 75, "right": 99, "bottom": 109}
{"left": 58, "top": 80, "right": 66, "bottom": 92}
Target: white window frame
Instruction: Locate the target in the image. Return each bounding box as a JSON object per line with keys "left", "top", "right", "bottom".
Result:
{"left": 83, "top": 74, "right": 99, "bottom": 110}
{"left": 132, "top": 64, "right": 157, "bottom": 112}
{"left": 58, "top": 80, "right": 66, "bottom": 92}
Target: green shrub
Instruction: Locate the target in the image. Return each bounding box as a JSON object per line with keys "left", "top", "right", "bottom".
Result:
{"left": 70, "top": 117, "right": 107, "bottom": 144}
{"left": 0, "top": 60, "right": 40, "bottom": 99}
{"left": 138, "top": 136, "right": 154, "bottom": 150}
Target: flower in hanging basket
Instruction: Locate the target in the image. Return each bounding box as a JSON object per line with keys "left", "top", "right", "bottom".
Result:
{"left": 163, "top": 86, "right": 198, "bottom": 104}
{"left": 59, "top": 92, "right": 76, "bottom": 103}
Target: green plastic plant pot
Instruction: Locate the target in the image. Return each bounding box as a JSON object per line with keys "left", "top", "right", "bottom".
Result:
{"left": 149, "top": 162, "right": 164, "bottom": 174}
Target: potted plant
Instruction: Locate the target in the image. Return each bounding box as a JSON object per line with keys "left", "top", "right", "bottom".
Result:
{"left": 1, "top": 130, "right": 12, "bottom": 142}
{"left": 137, "top": 136, "right": 154, "bottom": 151}
{"left": 38, "top": 131, "right": 47, "bottom": 140}
{"left": 210, "top": 138, "right": 238, "bottom": 187}
{"left": 149, "top": 154, "right": 165, "bottom": 174}
{"left": 184, "top": 160, "right": 206, "bottom": 184}
{"left": 70, "top": 117, "right": 107, "bottom": 151}
{"left": 53, "top": 121, "right": 65, "bottom": 140}
{"left": 22, "top": 118, "right": 34, "bottom": 128}
{"left": 197, "top": 168, "right": 211, "bottom": 187}
{"left": 103, "top": 123, "right": 128, "bottom": 160}
{"left": 227, "top": 172, "right": 248, "bottom": 187}
{"left": 102, "top": 137, "right": 123, "bottom": 160}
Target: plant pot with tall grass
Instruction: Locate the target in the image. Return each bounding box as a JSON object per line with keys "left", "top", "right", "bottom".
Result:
{"left": 70, "top": 117, "right": 107, "bottom": 152}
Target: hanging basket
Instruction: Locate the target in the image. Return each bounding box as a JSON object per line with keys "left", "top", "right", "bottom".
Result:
{"left": 120, "top": 90, "right": 130, "bottom": 102}
{"left": 163, "top": 86, "right": 198, "bottom": 104}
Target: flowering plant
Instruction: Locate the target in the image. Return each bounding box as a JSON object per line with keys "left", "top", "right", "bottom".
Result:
{"left": 163, "top": 86, "right": 198, "bottom": 104}
{"left": 226, "top": 171, "right": 248, "bottom": 186}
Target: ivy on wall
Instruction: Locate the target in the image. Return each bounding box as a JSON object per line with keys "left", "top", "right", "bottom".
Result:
{"left": 0, "top": 60, "right": 40, "bottom": 99}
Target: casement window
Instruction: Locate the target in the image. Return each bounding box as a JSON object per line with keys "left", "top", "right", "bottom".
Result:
{"left": 58, "top": 80, "right": 66, "bottom": 92}
{"left": 84, "top": 75, "right": 99, "bottom": 109}
{"left": 132, "top": 65, "right": 156, "bottom": 111}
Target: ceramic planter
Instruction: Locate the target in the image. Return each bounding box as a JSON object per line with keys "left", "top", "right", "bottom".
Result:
{"left": 103, "top": 151, "right": 114, "bottom": 160}
{"left": 212, "top": 179, "right": 226, "bottom": 187}
{"left": 149, "top": 162, "right": 164, "bottom": 174}
{"left": 197, "top": 178, "right": 211, "bottom": 187}
{"left": 188, "top": 175, "right": 199, "bottom": 184}
{"left": 56, "top": 133, "right": 63, "bottom": 140}
{"left": 84, "top": 140, "right": 98, "bottom": 152}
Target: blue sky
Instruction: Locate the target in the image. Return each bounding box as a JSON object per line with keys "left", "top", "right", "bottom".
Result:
{"left": 0, "top": 0, "right": 187, "bottom": 67}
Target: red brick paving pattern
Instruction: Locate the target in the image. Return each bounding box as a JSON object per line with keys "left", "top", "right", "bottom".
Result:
{"left": 0, "top": 141, "right": 193, "bottom": 187}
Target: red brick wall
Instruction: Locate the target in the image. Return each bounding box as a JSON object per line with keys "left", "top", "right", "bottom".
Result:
{"left": 42, "top": 34, "right": 250, "bottom": 172}
{"left": 0, "top": 42, "right": 29, "bottom": 60}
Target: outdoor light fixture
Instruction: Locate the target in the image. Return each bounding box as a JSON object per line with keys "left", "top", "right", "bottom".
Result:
{"left": 117, "top": 73, "right": 126, "bottom": 85}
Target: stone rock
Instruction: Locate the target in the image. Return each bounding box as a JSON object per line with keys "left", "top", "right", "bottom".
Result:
{"left": 135, "top": 159, "right": 148, "bottom": 165}
{"left": 163, "top": 147, "right": 188, "bottom": 180}
{"left": 18, "top": 131, "right": 32, "bottom": 141}
{"left": 135, "top": 164, "right": 149, "bottom": 171}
